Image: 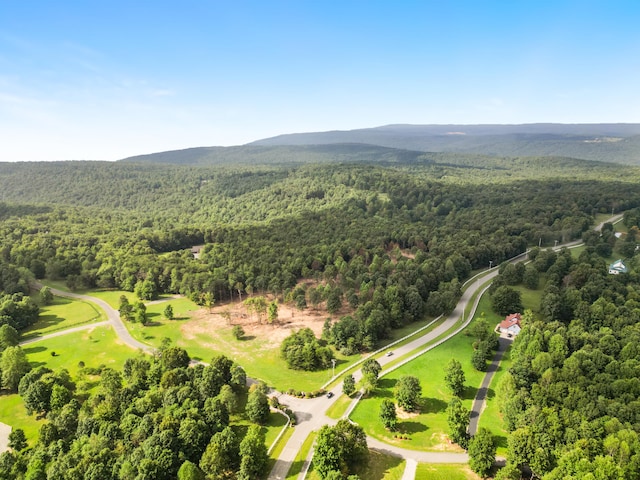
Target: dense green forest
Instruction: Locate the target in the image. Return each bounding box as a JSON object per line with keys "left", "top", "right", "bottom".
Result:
{"left": 1, "top": 151, "right": 640, "bottom": 478}
{"left": 493, "top": 211, "right": 640, "bottom": 479}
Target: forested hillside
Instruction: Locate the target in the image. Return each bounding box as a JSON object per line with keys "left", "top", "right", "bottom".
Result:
{"left": 251, "top": 124, "right": 640, "bottom": 165}
{"left": 2, "top": 152, "right": 640, "bottom": 479}
{"left": 493, "top": 210, "right": 640, "bottom": 479}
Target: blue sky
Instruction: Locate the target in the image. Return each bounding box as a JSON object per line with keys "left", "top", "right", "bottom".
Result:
{"left": 1, "top": 1, "right": 639, "bottom": 161}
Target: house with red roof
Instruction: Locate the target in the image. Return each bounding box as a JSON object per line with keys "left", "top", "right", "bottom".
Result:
{"left": 499, "top": 313, "right": 521, "bottom": 337}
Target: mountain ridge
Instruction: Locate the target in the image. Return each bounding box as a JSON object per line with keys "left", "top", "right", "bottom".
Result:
{"left": 117, "top": 123, "right": 640, "bottom": 166}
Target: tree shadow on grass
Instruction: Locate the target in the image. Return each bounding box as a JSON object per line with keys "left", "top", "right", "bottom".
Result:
{"left": 373, "top": 387, "right": 394, "bottom": 399}
{"left": 377, "top": 378, "right": 396, "bottom": 390}
{"left": 462, "top": 385, "right": 478, "bottom": 401}
{"left": 495, "top": 433, "right": 508, "bottom": 450}
{"left": 399, "top": 421, "right": 428, "bottom": 434}
{"left": 23, "top": 345, "right": 46, "bottom": 354}
{"left": 356, "top": 449, "right": 403, "bottom": 480}
{"left": 486, "top": 387, "right": 496, "bottom": 400}
{"left": 31, "top": 313, "right": 64, "bottom": 329}
{"left": 421, "top": 397, "right": 448, "bottom": 414}
{"left": 283, "top": 460, "right": 306, "bottom": 479}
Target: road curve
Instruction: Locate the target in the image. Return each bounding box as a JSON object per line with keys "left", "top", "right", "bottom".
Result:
{"left": 34, "top": 284, "right": 154, "bottom": 354}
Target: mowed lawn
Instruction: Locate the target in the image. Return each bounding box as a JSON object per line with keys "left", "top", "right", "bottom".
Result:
{"left": 350, "top": 329, "right": 486, "bottom": 451}
{"left": 477, "top": 348, "right": 511, "bottom": 456}
{"left": 1, "top": 325, "right": 138, "bottom": 443}
{"left": 6, "top": 320, "right": 292, "bottom": 449}
{"left": 21, "top": 295, "right": 106, "bottom": 339}
{"left": 22, "top": 324, "right": 137, "bottom": 378}
{"left": 306, "top": 449, "right": 405, "bottom": 480}
{"left": 415, "top": 463, "right": 481, "bottom": 479}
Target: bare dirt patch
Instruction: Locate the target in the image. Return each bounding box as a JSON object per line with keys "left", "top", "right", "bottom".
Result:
{"left": 430, "top": 432, "right": 466, "bottom": 452}
{"left": 396, "top": 407, "right": 421, "bottom": 420}
{"left": 181, "top": 292, "right": 349, "bottom": 347}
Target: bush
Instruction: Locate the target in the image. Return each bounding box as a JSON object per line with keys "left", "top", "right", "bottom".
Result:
{"left": 232, "top": 325, "right": 244, "bottom": 340}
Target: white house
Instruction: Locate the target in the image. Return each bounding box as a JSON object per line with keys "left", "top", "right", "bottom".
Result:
{"left": 608, "top": 259, "right": 628, "bottom": 275}
{"left": 499, "top": 313, "right": 521, "bottom": 337}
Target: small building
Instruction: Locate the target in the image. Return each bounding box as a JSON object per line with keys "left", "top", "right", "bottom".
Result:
{"left": 608, "top": 259, "right": 628, "bottom": 275}
{"left": 190, "top": 245, "right": 205, "bottom": 259}
{"left": 499, "top": 313, "right": 521, "bottom": 337}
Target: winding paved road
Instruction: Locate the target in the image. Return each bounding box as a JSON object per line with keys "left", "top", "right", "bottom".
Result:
{"left": 33, "top": 285, "right": 154, "bottom": 354}
{"left": 4, "top": 214, "right": 620, "bottom": 470}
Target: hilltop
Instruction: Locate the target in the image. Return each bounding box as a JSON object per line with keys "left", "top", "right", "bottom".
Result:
{"left": 115, "top": 123, "right": 640, "bottom": 166}
{"left": 250, "top": 123, "right": 640, "bottom": 165}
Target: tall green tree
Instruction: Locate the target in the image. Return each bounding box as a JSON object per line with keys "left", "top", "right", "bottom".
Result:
{"left": 177, "top": 461, "right": 205, "bottom": 480}
{"left": 39, "top": 286, "right": 54, "bottom": 305}
{"left": 468, "top": 427, "right": 496, "bottom": 478}
{"left": 491, "top": 286, "right": 523, "bottom": 317}
{"left": 1, "top": 346, "right": 30, "bottom": 391}
{"left": 237, "top": 425, "right": 268, "bottom": 480}
{"left": 199, "top": 427, "right": 239, "bottom": 479}
{"left": 342, "top": 374, "right": 356, "bottom": 396}
{"left": 0, "top": 324, "right": 19, "bottom": 351}
{"left": 444, "top": 359, "right": 465, "bottom": 397}
{"left": 245, "top": 389, "right": 270, "bottom": 425}
{"left": 379, "top": 399, "right": 397, "bottom": 430}
{"left": 394, "top": 375, "right": 422, "bottom": 412}
{"left": 313, "top": 420, "right": 368, "bottom": 479}
{"left": 446, "top": 396, "right": 470, "bottom": 448}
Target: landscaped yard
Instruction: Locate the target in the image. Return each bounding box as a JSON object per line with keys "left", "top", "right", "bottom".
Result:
{"left": 22, "top": 324, "right": 137, "bottom": 377}
{"left": 350, "top": 329, "right": 486, "bottom": 451}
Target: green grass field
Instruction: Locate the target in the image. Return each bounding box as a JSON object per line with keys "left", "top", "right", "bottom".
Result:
{"left": 415, "top": 463, "right": 480, "bottom": 479}
{"left": 477, "top": 348, "right": 511, "bottom": 456}
{"left": 124, "top": 299, "right": 362, "bottom": 392}
{"left": 1, "top": 324, "right": 138, "bottom": 444}
{"left": 0, "top": 393, "right": 42, "bottom": 443}
{"left": 285, "top": 431, "right": 316, "bottom": 480}
{"left": 325, "top": 393, "right": 354, "bottom": 419}
{"left": 306, "top": 449, "right": 405, "bottom": 480}
{"left": 22, "top": 324, "right": 138, "bottom": 377}
{"left": 350, "top": 329, "right": 485, "bottom": 451}
{"left": 22, "top": 295, "right": 106, "bottom": 339}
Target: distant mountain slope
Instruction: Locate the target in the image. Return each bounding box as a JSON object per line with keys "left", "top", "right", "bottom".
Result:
{"left": 120, "top": 143, "right": 431, "bottom": 166}
{"left": 249, "top": 124, "right": 640, "bottom": 165}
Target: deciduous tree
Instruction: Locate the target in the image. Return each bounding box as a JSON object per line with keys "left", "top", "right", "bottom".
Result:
{"left": 1, "top": 346, "right": 30, "bottom": 392}
{"left": 444, "top": 359, "right": 465, "bottom": 397}
{"left": 238, "top": 425, "right": 268, "bottom": 480}
{"left": 447, "top": 396, "right": 470, "bottom": 448}
{"left": 468, "top": 427, "right": 496, "bottom": 478}
{"left": 395, "top": 375, "right": 422, "bottom": 412}
{"left": 379, "top": 399, "right": 397, "bottom": 430}
{"left": 342, "top": 374, "right": 356, "bottom": 396}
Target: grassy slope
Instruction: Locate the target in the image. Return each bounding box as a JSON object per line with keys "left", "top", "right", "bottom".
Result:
{"left": 415, "top": 463, "right": 481, "bottom": 479}
{"left": 22, "top": 295, "right": 106, "bottom": 339}
{"left": 350, "top": 330, "right": 485, "bottom": 451}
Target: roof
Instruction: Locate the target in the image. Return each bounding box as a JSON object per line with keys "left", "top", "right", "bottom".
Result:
{"left": 609, "top": 259, "right": 628, "bottom": 273}
{"left": 499, "top": 313, "right": 521, "bottom": 330}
